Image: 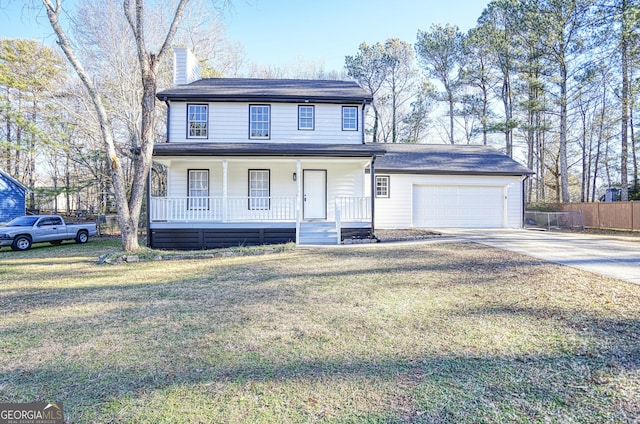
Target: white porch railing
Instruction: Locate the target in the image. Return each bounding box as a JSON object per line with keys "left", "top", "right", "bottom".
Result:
{"left": 150, "top": 196, "right": 297, "bottom": 222}
{"left": 150, "top": 196, "right": 372, "bottom": 223}
{"left": 335, "top": 196, "right": 371, "bottom": 221}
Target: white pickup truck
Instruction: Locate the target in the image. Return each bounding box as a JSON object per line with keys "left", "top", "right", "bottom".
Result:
{"left": 0, "top": 215, "right": 98, "bottom": 251}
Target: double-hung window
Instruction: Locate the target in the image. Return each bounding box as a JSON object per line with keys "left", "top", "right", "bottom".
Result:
{"left": 342, "top": 106, "right": 358, "bottom": 131}
{"left": 298, "top": 105, "right": 314, "bottom": 130}
{"left": 187, "top": 104, "right": 208, "bottom": 138}
{"left": 249, "top": 105, "right": 270, "bottom": 139}
{"left": 249, "top": 170, "right": 270, "bottom": 210}
{"left": 375, "top": 176, "right": 390, "bottom": 198}
{"left": 188, "top": 169, "right": 209, "bottom": 210}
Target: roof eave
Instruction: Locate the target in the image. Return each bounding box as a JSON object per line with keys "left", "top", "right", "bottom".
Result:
{"left": 153, "top": 145, "right": 384, "bottom": 158}
{"left": 372, "top": 169, "right": 534, "bottom": 176}
{"left": 156, "top": 94, "right": 373, "bottom": 104}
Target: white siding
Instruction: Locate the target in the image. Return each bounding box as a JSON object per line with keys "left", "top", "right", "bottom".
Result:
{"left": 167, "top": 159, "right": 298, "bottom": 198}
{"left": 168, "top": 102, "right": 364, "bottom": 144}
{"left": 165, "top": 158, "right": 368, "bottom": 210}
{"left": 300, "top": 160, "right": 368, "bottom": 221}
{"left": 373, "top": 174, "right": 524, "bottom": 229}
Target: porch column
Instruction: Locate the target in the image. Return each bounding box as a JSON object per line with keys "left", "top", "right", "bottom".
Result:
{"left": 296, "top": 159, "right": 301, "bottom": 244}
{"left": 370, "top": 154, "right": 377, "bottom": 237}
{"left": 222, "top": 160, "right": 228, "bottom": 222}
{"left": 146, "top": 163, "right": 152, "bottom": 247}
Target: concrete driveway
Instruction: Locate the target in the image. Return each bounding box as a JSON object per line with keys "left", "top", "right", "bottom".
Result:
{"left": 440, "top": 229, "right": 640, "bottom": 285}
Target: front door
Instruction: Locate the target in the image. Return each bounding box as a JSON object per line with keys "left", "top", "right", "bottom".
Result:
{"left": 303, "top": 170, "right": 327, "bottom": 220}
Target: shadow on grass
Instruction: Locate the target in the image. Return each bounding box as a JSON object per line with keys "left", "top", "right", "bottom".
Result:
{"left": 1, "top": 341, "right": 637, "bottom": 422}
{"left": 1, "top": 242, "right": 638, "bottom": 422}
{"left": 1, "top": 243, "right": 549, "bottom": 309}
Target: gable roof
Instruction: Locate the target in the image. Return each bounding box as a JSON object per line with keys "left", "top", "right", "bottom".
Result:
{"left": 0, "top": 167, "right": 30, "bottom": 192}
{"left": 372, "top": 143, "right": 533, "bottom": 176}
{"left": 157, "top": 78, "right": 373, "bottom": 104}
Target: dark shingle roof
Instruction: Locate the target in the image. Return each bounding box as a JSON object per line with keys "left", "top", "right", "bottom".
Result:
{"left": 157, "top": 78, "right": 373, "bottom": 104}
{"left": 373, "top": 143, "right": 533, "bottom": 176}
{"left": 154, "top": 142, "right": 384, "bottom": 158}
{"left": 152, "top": 142, "right": 532, "bottom": 176}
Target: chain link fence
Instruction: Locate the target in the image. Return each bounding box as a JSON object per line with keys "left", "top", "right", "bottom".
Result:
{"left": 525, "top": 210, "right": 584, "bottom": 231}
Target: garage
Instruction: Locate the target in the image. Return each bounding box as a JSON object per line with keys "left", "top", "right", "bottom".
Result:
{"left": 368, "top": 144, "right": 533, "bottom": 230}
{"left": 412, "top": 184, "right": 505, "bottom": 228}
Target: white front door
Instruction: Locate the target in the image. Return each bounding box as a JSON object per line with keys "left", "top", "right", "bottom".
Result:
{"left": 303, "top": 170, "right": 327, "bottom": 220}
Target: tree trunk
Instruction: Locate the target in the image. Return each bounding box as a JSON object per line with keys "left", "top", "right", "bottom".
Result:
{"left": 43, "top": 0, "right": 137, "bottom": 250}
{"left": 4, "top": 89, "right": 11, "bottom": 173}
{"left": 391, "top": 77, "right": 397, "bottom": 143}
{"left": 43, "top": 0, "right": 188, "bottom": 251}
{"left": 620, "top": 0, "right": 630, "bottom": 201}
{"left": 559, "top": 63, "right": 570, "bottom": 203}
{"left": 502, "top": 76, "right": 513, "bottom": 157}
{"left": 592, "top": 75, "right": 608, "bottom": 202}
{"left": 28, "top": 102, "right": 37, "bottom": 209}
{"left": 65, "top": 153, "right": 71, "bottom": 214}
{"left": 372, "top": 104, "right": 379, "bottom": 143}
{"left": 481, "top": 83, "right": 488, "bottom": 146}
{"left": 631, "top": 105, "right": 638, "bottom": 192}
{"left": 448, "top": 88, "right": 455, "bottom": 144}
{"left": 539, "top": 111, "right": 546, "bottom": 201}
{"left": 580, "top": 105, "right": 587, "bottom": 202}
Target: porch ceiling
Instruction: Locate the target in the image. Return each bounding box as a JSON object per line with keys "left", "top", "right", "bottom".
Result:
{"left": 153, "top": 143, "right": 385, "bottom": 158}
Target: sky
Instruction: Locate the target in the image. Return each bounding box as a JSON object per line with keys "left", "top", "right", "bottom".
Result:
{"left": 1, "top": 0, "right": 490, "bottom": 73}
{"left": 224, "top": 0, "right": 490, "bottom": 72}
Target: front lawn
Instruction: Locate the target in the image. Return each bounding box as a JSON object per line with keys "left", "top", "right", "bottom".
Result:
{"left": 0, "top": 240, "right": 638, "bottom": 423}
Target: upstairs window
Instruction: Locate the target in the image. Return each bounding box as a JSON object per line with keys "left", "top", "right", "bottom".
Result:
{"left": 249, "top": 170, "right": 270, "bottom": 210}
{"left": 375, "top": 176, "right": 390, "bottom": 198}
{"left": 187, "top": 104, "right": 208, "bottom": 138}
{"left": 249, "top": 105, "right": 270, "bottom": 139}
{"left": 298, "top": 105, "right": 314, "bottom": 130}
{"left": 342, "top": 106, "right": 358, "bottom": 131}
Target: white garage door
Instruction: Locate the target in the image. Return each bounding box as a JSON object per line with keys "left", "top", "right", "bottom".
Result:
{"left": 412, "top": 185, "right": 505, "bottom": 228}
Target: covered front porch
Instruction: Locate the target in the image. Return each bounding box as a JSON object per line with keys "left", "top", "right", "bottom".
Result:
{"left": 149, "top": 194, "right": 372, "bottom": 246}
{"left": 148, "top": 143, "right": 383, "bottom": 248}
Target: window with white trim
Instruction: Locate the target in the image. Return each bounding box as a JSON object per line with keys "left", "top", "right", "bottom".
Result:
{"left": 375, "top": 176, "right": 390, "bottom": 198}
{"left": 342, "top": 106, "right": 358, "bottom": 131}
{"left": 249, "top": 105, "right": 270, "bottom": 139}
{"left": 187, "top": 104, "right": 208, "bottom": 138}
{"left": 188, "top": 169, "right": 209, "bottom": 210}
{"left": 298, "top": 105, "right": 314, "bottom": 130}
{"left": 249, "top": 169, "right": 270, "bottom": 210}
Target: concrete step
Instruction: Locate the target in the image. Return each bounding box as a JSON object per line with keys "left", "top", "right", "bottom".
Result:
{"left": 298, "top": 222, "right": 338, "bottom": 245}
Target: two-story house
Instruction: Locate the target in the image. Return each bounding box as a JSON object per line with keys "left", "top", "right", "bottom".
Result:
{"left": 148, "top": 48, "right": 532, "bottom": 250}
{"left": 149, "top": 49, "right": 383, "bottom": 249}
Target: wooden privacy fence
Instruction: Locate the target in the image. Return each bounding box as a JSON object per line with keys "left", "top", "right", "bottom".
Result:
{"left": 559, "top": 202, "right": 640, "bottom": 231}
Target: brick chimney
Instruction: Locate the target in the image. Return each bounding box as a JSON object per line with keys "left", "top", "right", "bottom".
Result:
{"left": 173, "top": 47, "right": 200, "bottom": 86}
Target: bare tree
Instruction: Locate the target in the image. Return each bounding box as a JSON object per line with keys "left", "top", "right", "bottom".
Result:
{"left": 42, "top": 0, "right": 190, "bottom": 251}
{"left": 415, "top": 23, "right": 464, "bottom": 144}
{"left": 345, "top": 42, "right": 387, "bottom": 143}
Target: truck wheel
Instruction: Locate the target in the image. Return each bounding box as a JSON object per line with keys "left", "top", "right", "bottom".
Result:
{"left": 12, "top": 235, "right": 32, "bottom": 251}
{"left": 75, "top": 230, "right": 89, "bottom": 244}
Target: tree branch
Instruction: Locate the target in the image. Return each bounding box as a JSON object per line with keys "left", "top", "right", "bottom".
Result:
{"left": 158, "top": 0, "right": 190, "bottom": 62}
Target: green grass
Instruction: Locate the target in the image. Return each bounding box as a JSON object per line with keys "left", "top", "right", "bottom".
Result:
{"left": 0, "top": 239, "right": 639, "bottom": 423}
